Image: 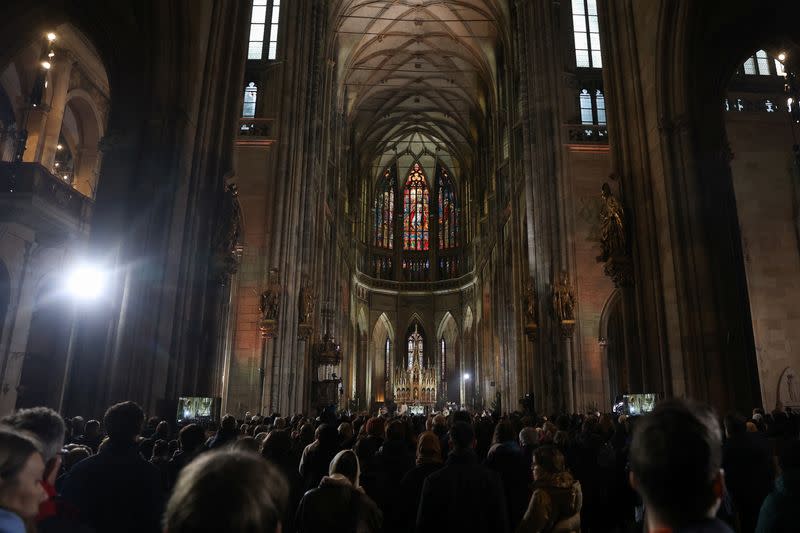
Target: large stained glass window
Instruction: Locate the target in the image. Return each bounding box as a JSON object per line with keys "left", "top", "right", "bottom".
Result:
{"left": 407, "top": 324, "right": 424, "bottom": 370}
{"left": 438, "top": 166, "right": 458, "bottom": 249}
{"left": 374, "top": 167, "right": 396, "bottom": 248}
{"left": 403, "top": 163, "right": 430, "bottom": 250}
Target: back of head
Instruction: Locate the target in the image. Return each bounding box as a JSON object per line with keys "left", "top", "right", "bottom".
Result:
{"left": 261, "top": 429, "right": 291, "bottom": 463}
{"left": 0, "top": 428, "right": 41, "bottom": 473}
{"left": 232, "top": 437, "right": 259, "bottom": 454}
{"left": 386, "top": 420, "right": 406, "bottom": 442}
{"left": 152, "top": 439, "right": 168, "bottom": 458}
{"left": 493, "top": 420, "right": 515, "bottom": 445}
{"left": 329, "top": 449, "right": 360, "bottom": 485}
{"left": 416, "top": 431, "right": 442, "bottom": 464}
{"left": 85, "top": 420, "right": 101, "bottom": 437}
{"left": 533, "top": 445, "right": 565, "bottom": 475}
{"left": 220, "top": 414, "right": 237, "bottom": 433}
{"left": 165, "top": 450, "right": 288, "bottom": 533}
{"left": 365, "top": 417, "right": 384, "bottom": 439}
{"left": 338, "top": 422, "right": 353, "bottom": 441}
{"left": 71, "top": 416, "right": 85, "bottom": 435}
{"left": 724, "top": 412, "right": 746, "bottom": 438}
{"left": 1, "top": 407, "right": 65, "bottom": 463}
{"left": 103, "top": 402, "right": 144, "bottom": 444}
{"left": 449, "top": 421, "right": 475, "bottom": 451}
{"left": 630, "top": 398, "right": 722, "bottom": 527}
{"left": 318, "top": 424, "right": 339, "bottom": 448}
{"left": 179, "top": 424, "right": 206, "bottom": 453}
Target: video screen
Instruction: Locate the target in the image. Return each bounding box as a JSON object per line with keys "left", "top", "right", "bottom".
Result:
{"left": 624, "top": 393, "right": 657, "bottom": 416}
{"left": 177, "top": 397, "right": 219, "bottom": 423}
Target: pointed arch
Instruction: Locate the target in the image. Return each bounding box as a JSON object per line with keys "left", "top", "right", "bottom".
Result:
{"left": 371, "top": 312, "right": 394, "bottom": 403}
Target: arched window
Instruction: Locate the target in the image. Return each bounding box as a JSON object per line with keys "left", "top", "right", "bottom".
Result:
{"left": 403, "top": 163, "right": 429, "bottom": 251}
{"left": 242, "top": 82, "right": 257, "bottom": 117}
{"left": 248, "top": 0, "right": 281, "bottom": 60}
{"left": 579, "top": 89, "right": 606, "bottom": 125}
{"left": 438, "top": 165, "right": 458, "bottom": 249}
{"left": 384, "top": 337, "right": 391, "bottom": 381}
{"left": 742, "top": 49, "right": 785, "bottom": 77}
{"left": 440, "top": 338, "right": 446, "bottom": 381}
{"left": 572, "top": 0, "right": 601, "bottom": 68}
{"left": 374, "top": 167, "right": 396, "bottom": 248}
{"left": 407, "top": 324, "right": 424, "bottom": 370}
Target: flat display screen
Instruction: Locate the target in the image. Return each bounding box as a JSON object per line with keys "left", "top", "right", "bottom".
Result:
{"left": 177, "top": 397, "right": 219, "bottom": 423}
{"left": 623, "top": 393, "right": 657, "bottom": 416}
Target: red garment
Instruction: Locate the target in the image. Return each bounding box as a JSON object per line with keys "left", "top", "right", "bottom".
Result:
{"left": 37, "top": 480, "right": 57, "bottom": 521}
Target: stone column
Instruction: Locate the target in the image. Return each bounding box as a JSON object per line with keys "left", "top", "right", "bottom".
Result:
{"left": 39, "top": 54, "right": 74, "bottom": 170}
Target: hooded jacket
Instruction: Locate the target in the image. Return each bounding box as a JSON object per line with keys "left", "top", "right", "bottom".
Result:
{"left": 516, "top": 471, "right": 582, "bottom": 533}
{"left": 295, "top": 474, "right": 382, "bottom": 533}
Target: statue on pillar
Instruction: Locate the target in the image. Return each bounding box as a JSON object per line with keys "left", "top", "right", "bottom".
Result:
{"left": 297, "top": 279, "right": 315, "bottom": 340}
{"left": 597, "top": 183, "right": 626, "bottom": 262}
{"left": 597, "top": 180, "right": 634, "bottom": 287}
{"left": 522, "top": 276, "right": 538, "bottom": 341}
{"left": 553, "top": 271, "right": 576, "bottom": 337}
{"left": 259, "top": 268, "right": 281, "bottom": 338}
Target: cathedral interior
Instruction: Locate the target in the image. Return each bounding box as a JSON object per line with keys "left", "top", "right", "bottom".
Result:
{"left": 0, "top": 0, "right": 800, "bottom": 420}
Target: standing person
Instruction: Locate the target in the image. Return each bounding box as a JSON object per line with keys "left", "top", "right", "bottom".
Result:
{"left": 416, "top": 421, "right": 508, "bottom": 533}
{"left": 295, "top": 449, "right": 382, "bottom": 533}
{"left": 629, "top": 399, "right": 733, "bottom": 533}
{"left": 516, "top": 445, "right": 582, "bottom": 533}
{"left": 60, "top": 401, "right": 164, "bottom": 533}
{"left": 1, "top": 407, "right": 65, "bottom": 526}
{"left": 0, "top": 429, "right": 48, "bottom": 533}
{"left": 485, "top": 420, "right": 530, "bottom": 530}
{"left": 168, "top": 423, "right": 207, "bottom": 489}
{"left": 206, "top": 414, "right": 238, "bottom": 450}
{"left": 398, "top": 431, "right": 443, "bottom": 532}
{"left": 755, "top": 439, "right": 800, "bottom": 533}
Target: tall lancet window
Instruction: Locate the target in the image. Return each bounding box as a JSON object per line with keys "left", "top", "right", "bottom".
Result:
{"left": 572, "top": 0, "right": 602, "bottom": 68}
{"left": 384, "top": 337, "right": 391, "bottom": 381}
{"left": 242, "top": 82, "right": 258, "bottom": 117}
{"left": 438, "top": 166, "right": 458, "bottom": 249}
{"left": 374, "top": 167, "right": 395, "bottom": 248}
{"left": 248, "top": 0, "right": 268, "bottom": 59}
{"left": 403, "top": 163, "right": 429, "bottom": 251}
{"left": 407, "top": 325, "right": 424, "bottom": 370}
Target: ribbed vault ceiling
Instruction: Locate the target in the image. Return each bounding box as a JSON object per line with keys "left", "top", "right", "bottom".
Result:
{"left": 333, "top": 0, "right": 502, "bottom": 179}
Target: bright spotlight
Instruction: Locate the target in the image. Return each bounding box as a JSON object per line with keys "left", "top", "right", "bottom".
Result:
{"left": 46, "top": 32, "right": 57, "bottom": 42}
{"left": 779, "top": 52, "right": 787, "bottom": 62}
{"left": 463, "top": 373, "right": 470, "bottom": 380}
{"left": 41, "top": 61, "right": 51, "bottom": 70}
{"left": 66, "top": 263, "right": 108, "bottom": 301}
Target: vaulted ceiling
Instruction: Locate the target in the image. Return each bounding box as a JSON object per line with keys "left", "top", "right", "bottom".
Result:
{"left": 332, "top": 0, "right": 505, "bottom": 181}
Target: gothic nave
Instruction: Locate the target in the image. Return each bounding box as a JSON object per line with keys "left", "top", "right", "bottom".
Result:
{"left": 0, "top": 0, "right": 799, "bottom": 422}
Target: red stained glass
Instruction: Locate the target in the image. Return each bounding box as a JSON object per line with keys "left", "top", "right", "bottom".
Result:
{"left": 403, "top": 163, "right": 429, "bottom": 251}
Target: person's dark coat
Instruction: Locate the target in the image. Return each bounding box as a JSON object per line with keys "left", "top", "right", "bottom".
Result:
{"left": 300, "top": 426, "right": 341, "bottom": 491}
{"left": 722, "top": 432, "right": 773, "bottom": 532}
{"left": 295, "top": 474, "right": 382, "bottom": 533}
{"left": 484, "top": 440, "right": 530, "bottom": 531}
{"left": 397, "top": 462, "right": 442, "bottom": 532}
{"left": 416, "top": 448, "right": 509, "bottom": 533}
{"left": 59, "top": 441, "right": 164, "bottom": 533}
{"left": 755, "top": 467, "right": 800, "bottom": 533}
{"left": 373, "top": 438, "right": 416, "bottom": 532}
{"left": 205, "top": 428, "right": 237, "bottom": 450}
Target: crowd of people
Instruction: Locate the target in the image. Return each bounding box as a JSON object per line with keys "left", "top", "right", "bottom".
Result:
{"left": 0, "top": 399, "right": 796, "bottom": 532}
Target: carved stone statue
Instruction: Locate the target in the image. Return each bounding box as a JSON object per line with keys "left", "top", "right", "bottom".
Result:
{"left": 523, "top": 277, "right": 537, "bottom": 324}
{"left": 552, "top": 271, "right": 576, "bottom": 323}
{"left": 299, "top": 282, "right": 315, "bottom": 325}
{"left": 597, "top": 182, "right": 626, "bottom": 262}
{"left": 259, "top": 269, "right": 281, "bottom": 321}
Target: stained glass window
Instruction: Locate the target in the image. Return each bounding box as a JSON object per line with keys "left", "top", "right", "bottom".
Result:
{"left": 267, "top": 0, "right": 281, "bottom": 60}
{"left": 580, "top": 89, "right": 606, "bottom": 125}
{"left": 373, "top": 256, "right": 392, "bottom": 278}
{"left": 402, "top": 258, "right": 429, "bottom": 281}
{"left": 440, "top": 338, "right": 446, "bottom": 381}
{"left": 385, "top": 337, "right": 390, "bottom": 381}
{"left": 743, "top": 50, "right": 780, "bottom": 76}
{"left": 438, "top": 166, "right": 458, "bottom": 249}
{"left": 374, "top": 167, "right": 396, "bottom": 248}
{"left": 403, "top": 163, "right": 430, "bottom": 251}
{"left": 572, "top": 0, "right": 601, "bottom": 68}
{"left": 438, "top": 257, "right": 459, "bottom": 279}
{"left": 248, "top": 0, "right": 268, "bottom": 60}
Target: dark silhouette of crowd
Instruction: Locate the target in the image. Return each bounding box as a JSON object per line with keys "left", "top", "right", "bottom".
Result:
{"left": 0, "top": 398, "right": 796, "bottom": 532}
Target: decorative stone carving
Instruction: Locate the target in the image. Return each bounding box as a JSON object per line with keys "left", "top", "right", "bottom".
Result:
{"left": 596, "top": 181, "right": 634, "bottom": 288}
{"left": 522, "top": 276, "right": 538, "bottom": 341}
{"left": 258, "top": 268, "right": 281, "bottom": 338}
{"left": 553, "top": 271, "right": 576, "bottom": 338}
{"left": 778, "top": 367, "right": 800, "bottom": 409}
{"left": 297, "top": 279, "right": 315, "bottom": 340}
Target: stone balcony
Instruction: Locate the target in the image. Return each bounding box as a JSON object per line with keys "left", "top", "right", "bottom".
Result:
{"left": 0, "top": 162, "right": 93, "bottom": 238}
{"left": 236, "top": 117, "right": 277, "bottom": 147}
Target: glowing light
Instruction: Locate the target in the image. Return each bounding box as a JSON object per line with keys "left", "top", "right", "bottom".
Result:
{"left": 41, "top": 61, "right": 51, "bottom": 70}
{"left": 65, "top": 263, "right": 108, "bottom": 301}
{"left": 779, "top": 52, "right": 786, "bottom": 62}
{"left": 57, "top": 144, "right": 63, "bottom": 150}
{"left": 63, "top": 175, "right": 69, "bottom": 180}
{"left": 46, "top": 32, "right": 57, "bottom": 42}
{"left": 54, "top": 162, "right": 60, "bottom": 167}
{"left": 463, "top": 373, "right": 470, "bottom": 380}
